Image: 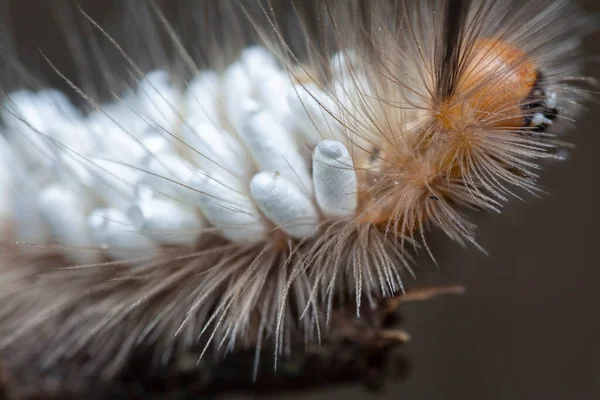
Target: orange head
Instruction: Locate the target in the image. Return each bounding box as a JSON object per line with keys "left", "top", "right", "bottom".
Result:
{"left": 436, "top": 38, "right": 539, "bottom": 131}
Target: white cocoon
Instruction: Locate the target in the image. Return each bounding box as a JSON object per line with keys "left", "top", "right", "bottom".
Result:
{"left": 88, "top": 208, "right": 158, "bottom": 261}
{"left": 312, "top": 140, "right": 358, "bottom": 218}
{"left": 38, "top": 184, "right": 102, "bottom": 265}
{"left": 128, "top": 187, "right": 205, "bottom": 245}
{"left": 242, "top": 110, "right": 313, "bottom": 195}
{"left": 250, "top": 171, "right": 319, "bottom": 239}
{"left": 189, "top": 171, "right": 269, "bottom": 243}
{"left": 136, "top": 70, "right": 182, "bottom": 132}
{"left": 185, "top": 71, "right": 220, "bottom": 123}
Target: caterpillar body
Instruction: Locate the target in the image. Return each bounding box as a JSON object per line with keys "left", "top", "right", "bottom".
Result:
{"left": 0, "top": 0, "right": 594, "bottom": 391}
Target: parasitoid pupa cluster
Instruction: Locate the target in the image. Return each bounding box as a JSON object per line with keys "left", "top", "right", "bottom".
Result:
{"left": 0, "top": 0, "right": 595, "bottom": 385}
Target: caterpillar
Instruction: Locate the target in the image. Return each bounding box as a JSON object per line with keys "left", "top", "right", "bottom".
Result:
{"left": 0, "top": 0, "right": 595, "bottom": 394}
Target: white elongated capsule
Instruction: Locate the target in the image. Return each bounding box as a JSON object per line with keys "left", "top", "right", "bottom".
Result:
{"left": 330, "top": 76, "right": 372, "bottom": 114}
{"left": 2, "top": 89, "right": 90, "bottom": 167}
{"left": 136, "top": 70, "right": 182, "bottom": 132}
{"left": 329, "top": 49, "right": 372, "bottom": 108}
{"left": 11, "top": 171, "right": 50, "bottom": 247}
{"left": 327, "top": 76, "right": 378, "bottom": 155}
{"left": 88, "top": 158, "right": 141, "bottom": 210}
{"left": 184, "top": 71, "right": 220, "bottom": 122}
{"left": 250, "top": 171, "right": 319, "bottom": 239}
{"left": 86, "top": 94, "right": 152, "bottom": 157}
{"left": 88, "top": 208, "right": 158, "bottom": 261}
{"left": 287, "top": 83, "right": 345, "bottom": 146}
{"left": 241, "top": 110, "right": 313, "bottom": 195}
{"left": 54, "top": 152, "right": 97, "bottom": 191}
{"left": 139, "top": 128, "right": 173, "bottom": 157}
{"left": 222, "top": 61, "right": 260, "bottom": 134}
{"left": 253, "top": 68, "right": 292, "bottom": 121}
{"left": 189, "top": 171, "right": 268, "bottom": 243}
{"left": 0, "top": 136, "right": 14, "bottom": 222}
{"left": 222, "top": 47, "right": 283, "bottom": 134}
{"left": 239, "top": 46, "right": 280, "bottom": 80}
{"left": 2, "top": 89, "right": 79, "bottom": 132}
{"left": 179, "top": 117, "right": 253, "bottom": 180}
{"left": 137, "top": 153, "right": 197, "bottom": 202}
{"left": 86, "top": 112, "right": 147, "bottom": 161}
{"left": 312, "top": 140, "right": 358, "bottom": 219}
{"left": 86, "top": 93, "right": 137, "bottom": 133}
{"left": 127, "top": 187, "right": 205, "bottom": 245}
{"left": 95, "top": 126, "right": 173, "bottom": 170}
{"left": 37, "top": 184, "right": 101, "bottom": 265}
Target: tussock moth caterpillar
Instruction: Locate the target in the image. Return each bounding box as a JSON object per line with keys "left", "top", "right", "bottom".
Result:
{"left": 0, "top": 0, "right": 595, "bottom": 395}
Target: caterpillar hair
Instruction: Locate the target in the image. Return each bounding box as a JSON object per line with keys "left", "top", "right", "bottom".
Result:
{"left": 0, "top": 0, "right": 596, "bottom": 393}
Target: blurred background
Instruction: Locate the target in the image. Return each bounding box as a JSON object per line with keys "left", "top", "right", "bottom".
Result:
{"left": 3, "top": 1, "right": 599, "bottom": 399}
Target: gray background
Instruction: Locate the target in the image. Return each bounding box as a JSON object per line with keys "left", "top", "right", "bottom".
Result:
{"left": 4, "top": 1, "right": 600, "bottom": 399}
